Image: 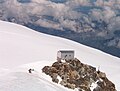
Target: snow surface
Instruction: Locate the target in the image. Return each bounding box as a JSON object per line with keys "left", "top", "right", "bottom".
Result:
{"left": 0, "top": 20, "right": 120, "bottom": 91}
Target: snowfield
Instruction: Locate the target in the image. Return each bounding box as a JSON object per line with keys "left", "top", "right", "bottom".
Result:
{"left": 0, "top": 20, "right": 120, "bottom": 91}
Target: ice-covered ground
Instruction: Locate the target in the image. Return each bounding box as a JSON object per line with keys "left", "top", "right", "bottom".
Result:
{"left": 0, "top": 20, "right": 120, "bottom": 91}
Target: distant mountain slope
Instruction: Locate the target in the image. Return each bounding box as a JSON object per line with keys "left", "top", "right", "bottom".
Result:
{"left": 0, "top": 0, "right": 120, "bottom": 57}
{"left": 0, "top": 20, "right": 120, "bottom": 90}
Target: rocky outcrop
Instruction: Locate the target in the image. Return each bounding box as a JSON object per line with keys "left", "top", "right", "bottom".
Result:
{"left": 42, "top": 58, "right": 116, "bottom": 91}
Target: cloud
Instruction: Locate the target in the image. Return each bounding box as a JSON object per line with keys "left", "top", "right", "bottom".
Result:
{"left": 0, "top": 0, "right": 120, "bottom": 35}
{"left": 66, "top": 0, "right": 91, "bottom": 7}
{"left": 90, "top": 6, "right": 115, "bottom": 22}
{"left": 108, "top": 16, "right": 120, "bottom": 31}
{"left": 90, "top": 9, "right": 103, "bottom": 21}
{"left": 103, "top": 7, "right": 115, "bottom": 21}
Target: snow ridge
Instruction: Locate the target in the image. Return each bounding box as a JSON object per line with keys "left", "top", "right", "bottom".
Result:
{"left": 0, "top": 20, "right": 120, "bottom": 91}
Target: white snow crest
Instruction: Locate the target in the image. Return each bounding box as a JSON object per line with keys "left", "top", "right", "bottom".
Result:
{"left": 0, "top": 20, "right": 120, "bottom": 91}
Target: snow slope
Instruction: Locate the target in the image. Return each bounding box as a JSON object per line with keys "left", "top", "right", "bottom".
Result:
{"left": 0, "top": 20, "right": 120, "bottom": 91}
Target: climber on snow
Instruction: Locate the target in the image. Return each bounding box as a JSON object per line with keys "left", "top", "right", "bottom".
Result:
{"left": 28, "top": 68, "right": 34, "bottom": 73}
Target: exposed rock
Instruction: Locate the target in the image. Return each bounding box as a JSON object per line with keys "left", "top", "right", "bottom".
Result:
{"left": 96, "top": 78, "right": 116, "bottom": 91}
{"left": 42, "top": 66, "right": 50, "bottom": 75}
{"left": 97, "top": 71, "right": 106, "bottom": 79}
{"left": 66, "top": 83, "right": 76, "bottom": 89}
{"left": 93, "top": 86, "right": 102, "bottom": 91}
{"left": 51, "top": 73, "right": 58, "bottom": 83}
{"left": 42, "top": 58, "right": 116, "bottom": 91}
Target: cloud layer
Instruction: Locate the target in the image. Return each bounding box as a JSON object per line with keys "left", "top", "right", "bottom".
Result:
{"left": 0, "top": 0, "right": 120, "bottom": 48}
